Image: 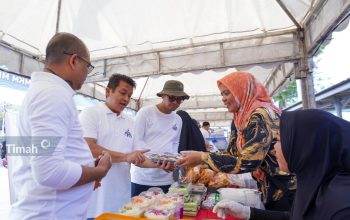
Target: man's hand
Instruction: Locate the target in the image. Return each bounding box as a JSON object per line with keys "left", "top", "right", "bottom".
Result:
{"left": 73, "top": 151, "right": 112, "bottom": 188}
{"left": 96, "top": 151, "right": 112, "bottom": 178}
{"left": 157, "top": 160, "right": 175, "bottom": 172}
{"left": 175, "top": 151, "right": 204, "bottom": 167}
{"left": 126, "top": 149, "right": 150, "bottom": 165}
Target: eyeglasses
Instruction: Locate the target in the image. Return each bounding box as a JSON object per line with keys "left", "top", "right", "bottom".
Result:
{"left": 63, "top": 52, "right": 94, "bottom": 74}
{"left": 166, "top": 95, "right": 185, "bottom": 104}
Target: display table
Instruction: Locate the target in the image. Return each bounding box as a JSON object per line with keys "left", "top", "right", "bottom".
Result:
{"left": 96, "top": 209, "right": 241, "bottom": 220}
{"left": 184, "top": 209, "right": 240, "bottom": 220}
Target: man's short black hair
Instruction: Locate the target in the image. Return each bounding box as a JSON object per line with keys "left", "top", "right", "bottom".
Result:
{"left": 107, "top": 74, "right": 136, "bottom": 90}
{"left": 202, "top": 121, "right": 210, "bottom": 127}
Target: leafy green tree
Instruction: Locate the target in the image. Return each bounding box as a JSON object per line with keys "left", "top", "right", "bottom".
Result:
{"left": 273, "top": 80, "right": 298, "bottom": 109}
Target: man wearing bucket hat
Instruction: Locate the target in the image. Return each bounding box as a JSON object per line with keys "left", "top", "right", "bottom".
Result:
{"left": 131, "top": 80, "right": 189, "bottom": 196}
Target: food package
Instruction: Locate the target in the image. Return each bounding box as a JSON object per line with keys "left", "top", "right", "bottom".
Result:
{"left": 168, "top": 182, "right": 191, "bottom": 196}
{"left": 182, "top": 166, "right": 201, "bottom": 183}
{"left": 119, "top": 204, "right": 144, "bottom": 218}
{"left": 197, "top": 168, "right": 215, "bottom": 185}
{"left": 131, "top": 196, "right": 154, "bottom": 208}
{"left": 191, "top": 183, "right": 207, "bottom": 195}
{"left": 201, "top": 193, "right": 217, "bottom": 209}
{"left": 217, "top": 188, "right": 264, "bottom": 209}
{"left": 148, "top": 152, "right": 182, "bottom": 165}
{"left": 144, "top": 208, "right": 171, "bottom": 220}
{"left": 140, "top": 187, "right": 165, "bottom": 199}
{"left": 208, "top": 172, "right": 233, "bottom": 188}
{"left": 183, "top": 195, "right": 200, "bottom": 217}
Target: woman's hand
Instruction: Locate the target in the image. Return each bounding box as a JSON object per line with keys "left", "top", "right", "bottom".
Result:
{"left": 175, "top": 151, "right": 204, "bottom": 167}
{"left": 213, "top": 199, "right": 251, "bottom": 219}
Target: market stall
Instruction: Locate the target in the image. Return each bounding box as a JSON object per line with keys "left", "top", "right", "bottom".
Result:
{"left": 92, "top": 153, "right": 261, "bottom": 220}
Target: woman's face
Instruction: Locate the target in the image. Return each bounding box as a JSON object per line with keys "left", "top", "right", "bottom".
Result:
{"left": 274, "top": 136, "right": 289, "bottom": 173}
{"left": 218, "top": 83, "right": 240, "bottom": 113}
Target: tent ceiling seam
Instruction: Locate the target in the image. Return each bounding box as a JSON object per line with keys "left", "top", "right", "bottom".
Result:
{"left": 92, "top": 29, "right": 297, "bottom": 61}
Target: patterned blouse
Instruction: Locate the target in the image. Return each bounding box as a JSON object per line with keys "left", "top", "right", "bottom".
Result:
{"left": 201, "top": 107, "right": 296, "bottom": 206}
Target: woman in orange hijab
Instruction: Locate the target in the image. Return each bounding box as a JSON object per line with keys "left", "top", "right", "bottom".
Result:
{"left": 176, "top": 71, "right": 296, "bottom": 211}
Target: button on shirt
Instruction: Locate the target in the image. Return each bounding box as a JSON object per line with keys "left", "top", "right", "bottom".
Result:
{"left": 79, "top": 103, "right": 135, "bottom": 218}
{"left": 9, "top": 71, "right": 94, "bottom": 220}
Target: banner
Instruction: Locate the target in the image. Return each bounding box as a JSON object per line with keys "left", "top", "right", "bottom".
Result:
{"left": 0, "top": 68, "right": 30, "bottom": 91}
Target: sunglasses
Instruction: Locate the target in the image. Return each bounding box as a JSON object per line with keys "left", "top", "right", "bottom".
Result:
{"left": 166, "top": 95, "right": 185, "bottom": 104}
{"left": 63, "top": 51, "right": 95, "bottom": 74}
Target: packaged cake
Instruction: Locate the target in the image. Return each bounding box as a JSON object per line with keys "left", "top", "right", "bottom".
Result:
{"left": 119, "top": 204, "right": 144, "bottom": 217}
{"left": 131, "top": 195, "right": 154, "bottom": 208}
{"left": 144, "top": 208, "right": 171, "bottom": 220}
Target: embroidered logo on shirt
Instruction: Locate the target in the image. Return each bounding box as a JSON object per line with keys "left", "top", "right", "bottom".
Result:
{"left": 172, "top": 124, "right": 178, "bottom": 131}
{"left": 124, "top": 129, "right": 132, "bottom": 138}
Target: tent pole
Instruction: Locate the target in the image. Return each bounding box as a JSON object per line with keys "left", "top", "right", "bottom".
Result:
{"left": 137, "top": 76, "right": 150, "bottom": 111}
{"left": 294, "top": 28, "right": 316, "bottom": 110}
{"left": 275, "top": 0, "right": 302, "bottom": 30}
{"left": 333, "top": 97, "right": 343, "bottom": 118}
{"left": 56, "top": 0, "right": 62, "bottom": 33}
{"left": 299, "top": 70, "right": 316, "bottom": 109}
{"left": 296, "top": 57, "right": 316, "bottom": 109}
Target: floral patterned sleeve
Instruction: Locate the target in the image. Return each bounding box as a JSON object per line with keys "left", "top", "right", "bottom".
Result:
{"left": 202, "top": 110, "right": 273, "bottom": 174}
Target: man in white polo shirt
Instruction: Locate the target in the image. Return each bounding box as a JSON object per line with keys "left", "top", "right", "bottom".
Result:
{"left": 80, "top": 74, "right": 150, "bottom": 217}
{"left": 9, "top": 33, "right": 112, "bottom": 220}
{"left": 131, "top": 80, "right": 189, "bottom": 196}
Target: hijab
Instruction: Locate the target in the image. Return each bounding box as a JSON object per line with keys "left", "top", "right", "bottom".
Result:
{"left": 176, "top": 110, "right": 207, "bottom": 153}
{"left": 280, "top": 109, "right": 350, "bottom": 219}
{"left": 217, "top": 71, "right": 281, "bottom": 149}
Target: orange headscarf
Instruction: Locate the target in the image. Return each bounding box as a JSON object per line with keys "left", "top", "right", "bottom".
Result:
{"left": 217, "top": 71, "right": 281, "bottom": 150}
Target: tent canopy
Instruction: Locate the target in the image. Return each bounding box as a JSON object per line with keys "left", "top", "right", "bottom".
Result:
{"left": 1, "top": 0, "right": 349, "bottom": 126}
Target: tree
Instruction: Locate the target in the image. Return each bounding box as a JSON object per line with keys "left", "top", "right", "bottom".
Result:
{"left": 273, "top": 80, "right": 298, "bottom": 109}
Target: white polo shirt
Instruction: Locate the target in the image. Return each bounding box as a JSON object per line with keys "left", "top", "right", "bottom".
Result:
{"left": 9, "top": 71, "right": 94, "bottom": 220}
{"left": 79, "top": 103, "right": 135, "bottom": 217}
{"left": 131, "top": 106, "right": 182, "bottom": 186}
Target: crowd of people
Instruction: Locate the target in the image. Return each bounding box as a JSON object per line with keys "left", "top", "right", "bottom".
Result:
{"left": 5, "top": 32, "right": 350, "bottom": 220}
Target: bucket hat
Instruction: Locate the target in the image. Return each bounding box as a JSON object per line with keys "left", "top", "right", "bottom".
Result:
{"left": 156, "top": 80, "right": 189, "bottom": 99}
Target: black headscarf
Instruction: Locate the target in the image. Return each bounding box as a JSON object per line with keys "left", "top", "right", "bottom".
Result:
{"left": 176, "top": 110, "right": 206, "bottom": 153}
{"left": 280, "top": 109, "right": 350, "bottom": 220}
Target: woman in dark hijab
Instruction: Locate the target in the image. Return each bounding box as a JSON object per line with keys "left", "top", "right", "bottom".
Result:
{"left": 280, "top": 109, "right": 350, "bottom": 220}
{"left": 213, "top": 109, "right": 350, "bottom": 220}
{"left": 176, "top": 110, "right": 207, "bottom": 152}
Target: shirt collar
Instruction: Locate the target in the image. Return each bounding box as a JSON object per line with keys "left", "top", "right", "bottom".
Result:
{"left": 31, "top": 71, "right": 76, "bottom": 96}
{"left": 100, "top": 103, "right": 125, "bottom": 119}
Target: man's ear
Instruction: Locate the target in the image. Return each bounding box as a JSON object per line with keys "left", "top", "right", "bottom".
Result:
{"left": 105, "top": 87, "right": 111, "bottom": 98}
{"left": 68, "top": 54, "right": 77, "bottom": 70}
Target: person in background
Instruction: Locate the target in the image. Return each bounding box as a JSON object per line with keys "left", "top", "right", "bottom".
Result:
{"left": 176, "top": 71, "right": 296, "bottom": 211}
{"left": 213, "top": 109, "right": 350, "bottom": 220}
{"left": 79, "top": 74, "right": 150, "bottom": 217}
{"left": 131, "top": 80, "right": 189, "bottom": 196}
{"left": 200, "top": 121, "right": 219, "bottom": 152}
{"left": 176, "top": 110, "right": 206, "bottom": 153}
{"left": 9, "top": 32, "right": 112, "bottom": 220}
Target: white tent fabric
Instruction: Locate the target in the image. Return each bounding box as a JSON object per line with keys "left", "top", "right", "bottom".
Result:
{"left": 1, "top": 0, "right": 349, "bottom": 126}
{"left": 1, "top": 0, "right": 301, "bottom": 57}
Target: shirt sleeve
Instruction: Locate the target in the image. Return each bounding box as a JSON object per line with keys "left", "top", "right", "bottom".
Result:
{"left": 79, "top": 107, "right": 99, "bottom": 139}
{"left": 250, "top": 208, "right": 289, "bottom": 220}
{"left": 133, "top": 108, "right": 151, "bottom": 150}
{"left": 202, "top": 111, "right": 273, "bottom": 174}
{"left": 29, "top": 89, "right": 82, "bottom": 190}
